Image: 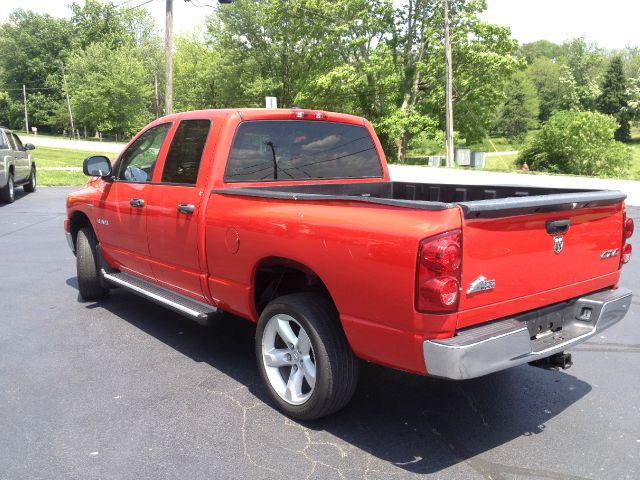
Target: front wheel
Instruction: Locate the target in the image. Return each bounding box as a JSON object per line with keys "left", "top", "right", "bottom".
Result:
{"left": 256, "top": 293, "right": 358, "bottom": 420}
{"left": 76, "top": 227, "right": 109, "bottom": 300}
{"left": 23, "top": 166, "right": 36, "bottom": 193}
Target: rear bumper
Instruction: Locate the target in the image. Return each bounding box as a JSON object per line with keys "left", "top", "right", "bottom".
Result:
{"left": 423, "top": 288, "right": 632, "bottom": 380}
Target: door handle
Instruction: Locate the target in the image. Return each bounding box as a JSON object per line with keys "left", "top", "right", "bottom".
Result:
{"left": 177, "top": 203, "right": 195, "bottom": 214}
{"left": 130, "top": 198, "right": 145, "bottom": 208}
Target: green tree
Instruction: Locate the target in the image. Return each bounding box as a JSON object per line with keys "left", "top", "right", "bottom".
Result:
{"left": 70, "top": 0, "right": 128, "bottom": 50}
{"left": 205, "top": 0, "right": 520, "bottom": 162}
{"left": 597, "top": 57, "right": 631, "bottom": 142}
{"left": 67, "top": 42, "right": 153, "bottom": 135}
{"left": 519, "top": 40, "right": 563, "bottom": 64}
{"left": 526, "top": 58, "right": 580, "bottom": 121}
{"left": 561, "top": 38, "right": 607, "bottom": 110}
{"left": 0, "top": 9, "right": 72, "bottom": 130}
{"left": 495, "top": 71, "right": 539, "bottom": 141}
{"left": 519, "top": 110, "right": 630, "bottom": 176}
{"left": 173, "top": 33, "right": 224, "bottom": 112}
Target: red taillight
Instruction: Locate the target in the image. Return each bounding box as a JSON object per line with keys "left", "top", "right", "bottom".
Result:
{"left": 621, "top": 211, "right": 633, "bottom": 268}
{"left": 416, "top": 230, "right": 461, "bottom": 313}
{"left": 624, "top": 216, "right": 634, "bottom": 240}
{"left": 621, "top": 243, "right": 632, "bottom": 264}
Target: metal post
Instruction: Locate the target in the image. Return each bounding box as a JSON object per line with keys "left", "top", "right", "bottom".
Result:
{"left": 61, "top": 62, "right": 76, "bottom": 139}
{"left": 443, "top": 0, "right": 455, "bottom": 167}
{"left": 154, "top": 74, "right": 160, "bottom": 118}
{"left": 22, "top": 85, "right": 29, "bottom": 133}
{"left": 165, "top": 0, "right": 173, "bottom": 115}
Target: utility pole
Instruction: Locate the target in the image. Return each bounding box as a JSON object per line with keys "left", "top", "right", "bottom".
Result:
{"left": 165, "top": 0, "right": 173, "bottom": 115}
{"left": 61, "top": 62, "right": 76, "bottom": 139}
{"left": 443, "top": 0, "right": 455, "bottom": 167}
{"left": 22, "top": 84, "right": 29, "bottom": 133}
{"left": 154, "top": 74, "right": 160, "bottom": 118}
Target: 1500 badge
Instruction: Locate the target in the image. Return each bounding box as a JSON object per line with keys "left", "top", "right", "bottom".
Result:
{"left": 467, "top": 276, "right": 496, "bottom": 295}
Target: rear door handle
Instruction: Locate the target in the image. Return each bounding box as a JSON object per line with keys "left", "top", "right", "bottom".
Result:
{"left": 130, "top": 198, "right": 145, "bottom": 208}
{"left": 177, "top": 203, "right": 195, "bottom": 214}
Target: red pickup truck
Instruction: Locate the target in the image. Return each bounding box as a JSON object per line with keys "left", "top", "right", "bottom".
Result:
{"left": 65, "top": 108, "right": 634, "bottom": 419}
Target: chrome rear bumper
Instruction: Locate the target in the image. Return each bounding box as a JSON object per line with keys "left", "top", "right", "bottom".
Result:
{"left": 423, "top": 288, "right": 632, "bottom": 380}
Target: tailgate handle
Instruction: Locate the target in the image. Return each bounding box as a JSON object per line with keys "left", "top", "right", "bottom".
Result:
{"left": 546, "top": 219, "right": 570, "bottom": 235}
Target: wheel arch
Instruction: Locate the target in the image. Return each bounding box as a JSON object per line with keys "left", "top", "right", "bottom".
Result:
{"left": 69, "top": 210, "right": 94, "bottom": 250}
{"left": 252, "top": 256, "right": 336, "bottom": 318}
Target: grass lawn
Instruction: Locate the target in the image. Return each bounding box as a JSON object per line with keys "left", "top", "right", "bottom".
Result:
{"left": 483, "top": 153, "right": 520, "bottom": 172}
{"left": 33, "top": 146, "right": 116, "bottom": 186}
{"left": 21, "top": 132, "right": 128, "bottom": 144}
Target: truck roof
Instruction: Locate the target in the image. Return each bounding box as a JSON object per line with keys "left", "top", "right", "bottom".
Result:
{"left": 154, "top": 108, "right": 367, "bottom": 126}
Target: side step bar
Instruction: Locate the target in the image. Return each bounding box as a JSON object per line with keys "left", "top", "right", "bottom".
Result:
{"left": 101, "top": 270, "right": 218, "bottom": 325}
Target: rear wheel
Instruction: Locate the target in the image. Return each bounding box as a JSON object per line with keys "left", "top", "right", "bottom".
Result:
{"left": 23, "top": 167, "right": 36, "bottom": 193}
{"left": 256, "top": 293, "right": 358, "bottom": 420}
{"left": 0, "top": 173, "right": 14, "bottom": 203}
{"left": 76, "top": 227, "right": 109, "bottom": 299}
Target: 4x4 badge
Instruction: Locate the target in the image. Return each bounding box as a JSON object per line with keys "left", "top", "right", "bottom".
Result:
{"left": 553, "top": 235, "right": 564, "bottom": 254}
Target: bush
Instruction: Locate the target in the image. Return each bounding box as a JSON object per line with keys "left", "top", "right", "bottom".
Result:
{"left": 519, "top": 110, "right": 631, "bottom": 176}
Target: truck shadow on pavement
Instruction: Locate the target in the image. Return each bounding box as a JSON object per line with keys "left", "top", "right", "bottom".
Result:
{"left": 68, "top": 280, "right": 592, "bottom": 479}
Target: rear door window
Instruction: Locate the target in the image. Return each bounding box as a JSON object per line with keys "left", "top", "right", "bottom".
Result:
{"left": 224, "top": 120, "right": 383, "bottom": 182}
{"left": 161, "top": 119, "right": 211, "bottom": 184}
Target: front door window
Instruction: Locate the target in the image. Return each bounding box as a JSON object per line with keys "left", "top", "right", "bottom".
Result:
{"left": 116, "top": 123, "right": 171, "bottom": 182}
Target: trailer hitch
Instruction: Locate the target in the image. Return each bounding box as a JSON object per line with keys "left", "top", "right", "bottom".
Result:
{"left": 529, "top": 352, "right": 573, "bottom": 371}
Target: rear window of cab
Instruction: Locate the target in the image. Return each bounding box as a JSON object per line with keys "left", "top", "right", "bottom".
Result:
{"left": 224, "top": 120, "right": 383, "bottom": 182}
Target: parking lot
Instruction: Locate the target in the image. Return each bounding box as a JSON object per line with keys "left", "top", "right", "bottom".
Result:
{"left": 1, "top": 186, "right": 638, "bottom": 480}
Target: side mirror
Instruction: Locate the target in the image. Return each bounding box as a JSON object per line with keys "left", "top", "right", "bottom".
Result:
{"left": 83, "top": 155, "right": 112, "bottom": 178}
{"left": 24, "top": 143, "right": 35, "bottom": 151}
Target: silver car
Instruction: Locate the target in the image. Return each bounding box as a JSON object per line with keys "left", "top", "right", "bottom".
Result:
{"left": 0, "top": 127, "right": 36, "bottom": 203}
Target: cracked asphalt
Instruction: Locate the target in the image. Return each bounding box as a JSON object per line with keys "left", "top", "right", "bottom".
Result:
{"left": 1, "top": 187, "right": 638, "bottom": 480}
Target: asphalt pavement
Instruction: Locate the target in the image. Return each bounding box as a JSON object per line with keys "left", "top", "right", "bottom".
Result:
{"left": 1, "top": 187, "right": 638, "bottom": 480}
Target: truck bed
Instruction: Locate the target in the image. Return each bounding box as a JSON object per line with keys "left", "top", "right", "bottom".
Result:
{"left": 214, "top": 181, "right": 626, "bottom": 218}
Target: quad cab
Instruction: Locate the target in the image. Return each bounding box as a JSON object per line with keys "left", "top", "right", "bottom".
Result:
{"left": 65, "top": 109, "right": 634, "bottom": 419}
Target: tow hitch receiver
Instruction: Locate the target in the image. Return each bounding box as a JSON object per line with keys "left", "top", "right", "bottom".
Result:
{"left": 529, "top": 352, "right": 573, "bottom": 371}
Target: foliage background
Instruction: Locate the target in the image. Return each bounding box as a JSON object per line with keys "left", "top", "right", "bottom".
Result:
{"left": 0, "top": 0, "right": 638, "bottom": 175}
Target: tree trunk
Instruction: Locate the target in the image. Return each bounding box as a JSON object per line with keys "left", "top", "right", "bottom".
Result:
{"left": 395, "top": 134, "right": 409, "bottom": 164}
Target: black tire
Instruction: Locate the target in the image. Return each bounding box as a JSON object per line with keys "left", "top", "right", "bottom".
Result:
{"left": 76, "top": 227, "right": 109, "bottom": 300}
{"left": 0, "top": 172, "right": 15, "bottom": 203}
{"left": 256, "top": 292, "right": 358, "bottom": 420}
{"left": 23, "top": 166, "right": 36, "bottom": 193}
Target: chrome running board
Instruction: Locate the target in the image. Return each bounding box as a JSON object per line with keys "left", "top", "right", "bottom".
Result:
{"left": 101, "top": 270, "right": 218, "bottom": 325}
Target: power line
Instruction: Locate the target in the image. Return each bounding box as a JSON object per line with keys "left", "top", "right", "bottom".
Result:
{"left": 119, "top": 0, "right": 156, "bottom": 14}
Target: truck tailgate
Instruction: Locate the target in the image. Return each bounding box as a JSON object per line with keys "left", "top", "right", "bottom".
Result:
{"left": 457, "top": 201, "right": 625, "bottom": 328}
